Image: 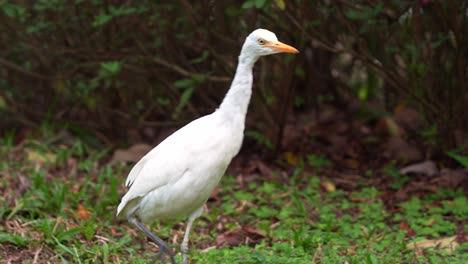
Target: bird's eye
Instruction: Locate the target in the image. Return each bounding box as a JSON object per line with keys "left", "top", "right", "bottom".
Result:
{"left": 258, "top": 38, "right": 266, "bottom": 45}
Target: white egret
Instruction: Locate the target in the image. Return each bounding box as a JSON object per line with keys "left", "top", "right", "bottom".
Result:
{"left": 117, "top": 29, "right": 298, "bottom": 264}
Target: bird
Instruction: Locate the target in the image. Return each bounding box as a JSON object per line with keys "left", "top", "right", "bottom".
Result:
{"left": 116, "top": 28, "right": 298, "bottom": 264}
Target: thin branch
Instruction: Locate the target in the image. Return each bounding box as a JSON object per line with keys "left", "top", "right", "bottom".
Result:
{"left": 0, "top": 58, "right": 51, "bottom": 80}
{"left": 149, "top": 56, "right": 230, "bottom": 82}
{"left": 134, "top": 41, "right": 230, "bottom": 83}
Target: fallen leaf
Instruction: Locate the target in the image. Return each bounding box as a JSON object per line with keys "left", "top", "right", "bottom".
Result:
{"left": 426, "top": 218, "right": 437, "bottom": 226}
{"left": 377, "top": 116, "right": 404, "bottom": 137}
{"left": 216, "top": 227, "right": 266, "bottom": 248}
{"left": 209, "top": 188, "right": 221, "bottom": 199}
{"left": 75, "top": 204, "right": 92, "bottom": 220}
{"left": 200, "top": 245, "right": 217, "bottom": 253}
{"left": 431, "top": 168, "right": 467, "bottom": 188}
{"left": 321, "top": 181, "right": 336, "bottom": 192}
{"left": 281, "top": 124, "right": 302, "bottom": 147}
{"left": 241, "top": 226, "right": 266, "bottom": 238}
{"left": 327, "top": 135, "right": 348, "bottom": 149}
{"left": 342, "top": 159, "right": 360, "bottom": 169}
{"left": 394, "top": 105, "right": 420, "bottom": 131}
{"left": 456, "top": 230, "right": 468, "bottom": 243}
{"left": 283, "top": 152, "right": 299, "bottom": 166}
{"left": 400, "top": 160, "right": 438, "bottom": 176}
{"left": 333, "top": 173, "right": 361, "bottom": 189}
{"left": 385, "top": 137, "right": 422, "bottom": 163}
{"left": 110, "top": 143, "right": 152, "bottom": 164}
{"left": 216, "top": 230, "right": 244, "bottom": 247}
{"left": 407, "top": 236, "right": 458, "bottom": 253}
{"left": 399, "top": 221, "right": 416, "bottom": 237}
{"left": 252, "top": 160, "right": 274, "bottom": 178}
{"left": 26, "top": 149, "right": 56, "bottom": 164}
{"left": 275, "top": 0, "right": 285, "bottom": 10}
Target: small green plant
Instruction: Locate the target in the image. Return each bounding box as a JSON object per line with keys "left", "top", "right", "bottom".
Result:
{"left": 245, "top": 130, "right": 273, "bottom": 150}
{"left": 383, "top": 162, "right": 409, "bottom": 189}
{"left": 447, "top": 150, "right": 468, "bottom": 168}
{"left": 306, "top": 154, "right": 331, "bottom": 174}
{"left": 1, "top": 138, "right": 467, "bottom": 262}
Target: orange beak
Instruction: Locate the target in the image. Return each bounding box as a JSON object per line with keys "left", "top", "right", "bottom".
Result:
{"left": 267, "top": 41, "right": 299, "bottom": 53}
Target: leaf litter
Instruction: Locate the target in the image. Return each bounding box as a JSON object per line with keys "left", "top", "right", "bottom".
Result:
{"left": 1, "top": 104, "right": 467, "bottom": 263}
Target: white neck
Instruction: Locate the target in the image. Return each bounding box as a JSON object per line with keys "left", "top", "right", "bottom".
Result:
{"left": 219, "top": 51, "right": 259, "bottom": 121}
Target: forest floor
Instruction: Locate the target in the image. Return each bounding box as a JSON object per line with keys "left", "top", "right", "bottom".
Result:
{"left": 0, "top": 104, "right": 467, "bottom": 263}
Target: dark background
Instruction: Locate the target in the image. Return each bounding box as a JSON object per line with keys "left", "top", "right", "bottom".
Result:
{"left": 1, "top": 1, "right": 466, "bottom": 158}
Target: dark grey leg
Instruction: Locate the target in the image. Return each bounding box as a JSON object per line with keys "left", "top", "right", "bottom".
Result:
{"left": 129, "top": 218, "right": 176, "bottom": 264}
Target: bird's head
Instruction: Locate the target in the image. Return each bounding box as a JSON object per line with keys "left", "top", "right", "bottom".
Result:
{"left": 241, "top": 29, "right": 299, "bottom": 59}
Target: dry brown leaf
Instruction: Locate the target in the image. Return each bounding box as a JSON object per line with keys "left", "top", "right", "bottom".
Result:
{"left": 407, "top": 236, "right": 458, "bottom": 253}
{"left": 281, "top": 124, "right": 301, "bottom": 147}
{"left": 216, "top": 227, "right": 266, "bottom": 248}
{"left": 342, "top": 159, "right": 360, "bottom": 169}
{"left": 394, "top": 105, "right": 420, "bottom": 131}
{"left": 26, "top": 150, "right": 56, "bottom": 164}
{"left": 242, "top": 226, "right": 266, "bottom": 237}
{"left": 399, "top": 221, "right": 416, "bottom": 237}
{"left": 377, "top": 116, "right": 404, "bottom": 137}
{"left": 283, "top": 152, "right": 299, "bottom": 166}
{"left": 200, "top": 245, "right": 217, "bottom": 253}
{"left": 216, "top": 230, "right": 244, "bottom": 247}
{"left": 209, "top": 187, "right": 221, "bottom": 199}
{"left": 327, "top": 135, "right": 347, "bottom": 149}
{"left": 253, "top": 160, "right": 274, "bottom": 178}
{"left": 431, "top": 168, "right": 467, "bottom": 188}
{"left": 321, "top": 181, "right": 336, "bottom": 192}
{"left": 427, "top": 219, "right": 437, "bottom": 226}
{"left": 385, "top": 137, "right": 422, "bottom": 163}
{"left": 110, "top": 143, "right": 152, "bottom": 164}
{"left": 75, "top": 204, "right": 92, "bottom": 220}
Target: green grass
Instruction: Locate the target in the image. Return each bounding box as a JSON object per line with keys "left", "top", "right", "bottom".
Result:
{"left": 0, "top": 140, "right": 467, "bottom": 263}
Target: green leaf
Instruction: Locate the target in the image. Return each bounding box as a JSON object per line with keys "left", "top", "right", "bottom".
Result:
{"left": 346, "top": 3, "right": 383, "bottom": 21}
{"left": 245, "top": 130, "right": 273, "bottom": 149}
{"left": 175, "top": 86, "right": 194, "bottom": 115}
{"left": 447, "top": 151, "right": 468, "bottom": 168}
{"left": 191, "top": 73, "right": 207, "bottom": 83}
{"left": 0, "top": 233, "right": 28, "bottom": 246}
{"left": 255, "top": 0, "right": 266, "bottom": 8}
{"left": 275, "top": 0, "right": 285, "bottom": 10}
{"left": 26, "top": 21, "right": 53, "bottom": 33}
{"left": 92, "top": 12, "right": 113, "bottom": 27}
{"left": 0, "top": 95, "right": 6, "bottom": 110}
{"left": 1, "top": 2, "right": 26, "bottom": 21}
{"left": 100, "top": 61, "right": 121, "bottom": 75}
{"left": 190, "top": 50, "right": 210, "bottom": 64}
{"left": 242, "top": 0, "right": 256, "bottom": 9}
{"left": 174, "top": 79, "right": 194, "bottom": 89}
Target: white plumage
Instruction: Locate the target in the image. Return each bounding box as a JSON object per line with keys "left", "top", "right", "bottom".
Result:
{"left": 117, "top": 29, "right": 298, "bottom": 264}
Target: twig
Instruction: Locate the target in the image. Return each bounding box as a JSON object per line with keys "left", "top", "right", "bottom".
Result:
{"left": 33, "top": 244, "right": 43, "bottom": 264}
{"left": 150, "top": 56, "right": 230, "bottom": 82}
{"left": 134, "top": 41, "right": 230, "bottom": 83}
{"left": 0, "top": 58, "right": 51, "bottom": 80}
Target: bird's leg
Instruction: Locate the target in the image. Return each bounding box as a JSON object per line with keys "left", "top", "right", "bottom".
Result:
{"left": 181, "top": 216, "right": 196, "bottom": 264}
{"left": 129, "top": 218, "right": 176, "bottom": 264}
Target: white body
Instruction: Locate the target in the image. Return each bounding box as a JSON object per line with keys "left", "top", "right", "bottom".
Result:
{"left": 117, "top": 110, "right": 244, "bottom": 222}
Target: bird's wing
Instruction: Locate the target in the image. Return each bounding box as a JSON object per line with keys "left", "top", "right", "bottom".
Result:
{"left": 117, "top": 113, "right": 226, "bottom": 216}
{"left": 125, "top": 157, "right": 147, "bottom": 188}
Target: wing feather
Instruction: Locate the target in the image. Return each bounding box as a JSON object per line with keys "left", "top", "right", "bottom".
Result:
{"left": 117, "top": 113, "right": 222, "bottom": 217}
